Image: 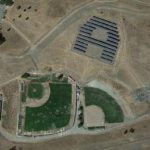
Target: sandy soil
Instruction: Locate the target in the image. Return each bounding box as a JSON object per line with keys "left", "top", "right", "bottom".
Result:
{"left": 0, "top": 115, "right": 150, "bottom": 150}
{"left": 0, "top": 80, "right": 20, "bottom": 134}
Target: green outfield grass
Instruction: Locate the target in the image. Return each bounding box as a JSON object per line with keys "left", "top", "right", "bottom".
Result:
{"left": 84, "top": 87, "right": 124, "bottom": 123}
{"left": 25, "top": 83, "right": 72, "bottom": 131}
{"left": 27, "top": 82, "right": 44, "bottom": 99}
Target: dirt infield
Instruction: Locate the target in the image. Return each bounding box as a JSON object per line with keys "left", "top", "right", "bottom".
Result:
{"left": 25, "top": 82, "right": 50, "bottom": 108}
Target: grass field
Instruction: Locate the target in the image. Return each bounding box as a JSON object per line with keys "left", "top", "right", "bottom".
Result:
{"left": 24, "top": 83, "right": 72, "bottom": 131}
{"left": 84, "top": 87, "right": 124, "bottom": 123}
{"left": 27, "top": 82, "right": 44, "bottom": 99}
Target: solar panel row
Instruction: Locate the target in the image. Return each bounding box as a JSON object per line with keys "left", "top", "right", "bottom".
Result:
{"left": 91, "top": 18, "right": 117, "bottom": 30}
{"left": 73, "top": 16, "right": 120, "bottom": 64}
{"left": 78, "top": 34, "right": 117, "bottom": 50}
{"left": 93, "top": 16, "right": 117, "bottom": 26}
{"left": 86, "top": 21, "right": 118, "bottom": 34}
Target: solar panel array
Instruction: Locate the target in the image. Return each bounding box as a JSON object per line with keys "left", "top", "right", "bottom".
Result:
{"left": 73, "top": 16, "right": 120, "bottom": 64}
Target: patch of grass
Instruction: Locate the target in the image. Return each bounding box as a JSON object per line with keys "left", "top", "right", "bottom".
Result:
{"left": 0, "top": 0, "right": 14, "bottom": 6}
{"left": 27, "top": 82, "right": 44, "bottom": 99}
{"left": 84, "top": 87, "right": 124, "bottom": 123}
{"left": 25, "top": 83, "right": 72, "bottom": 131}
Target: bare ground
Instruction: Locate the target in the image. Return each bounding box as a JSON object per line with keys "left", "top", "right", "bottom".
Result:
{"left": 0, "top": 80, "right": 20, "bottom": 134}
{"left": 0, "top": 115, "right": 150, "bottom": 150}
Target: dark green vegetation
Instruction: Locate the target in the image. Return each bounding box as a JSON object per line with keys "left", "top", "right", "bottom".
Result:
{"left": 84, "top": 87, "right": 124, "bottom": 123}
{"left": 88, "top": 126, "right": 105, "bottom": 130}
{"left": 27, "top": 82, "right": 44, "bottom": 99}
{"left": 0, "top": 100, "right": 2, "bottom": 120}
{"left": 0, "top": 0, "right": 14, "bottom": 5}
{"left": 21, "top": 73, "right": 31, "bottom": 78}
{"left": 0, "top": 33, "right": 6, "bottom": 45}
{"left": 52, "top": 74, "right": 68, "bottom": 83}
{"left": 25, "top": 83, "right": 72, "bottom": 131}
